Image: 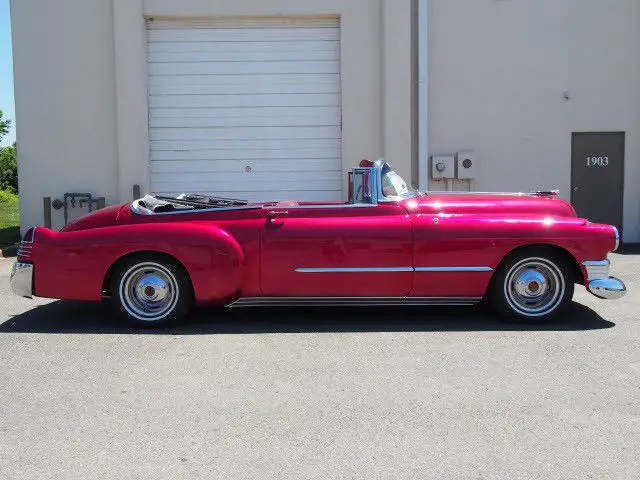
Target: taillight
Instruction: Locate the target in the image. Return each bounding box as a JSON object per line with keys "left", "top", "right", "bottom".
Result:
{"left": 23, "top": 227, "right": 36, "bottom": 243}
{"left": 17, "top": 227, "right": 36, "bottom": 259}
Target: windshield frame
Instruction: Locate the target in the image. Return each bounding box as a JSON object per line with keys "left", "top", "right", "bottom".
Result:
{"left": 374, "top": 160, "right": 421, "bottom": 202}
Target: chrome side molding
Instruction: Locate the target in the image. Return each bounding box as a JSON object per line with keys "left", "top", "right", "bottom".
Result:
{"left": 296, "top": 267, "right": 414, "bottom": 273}
{"left": 414, "top": 266, "right": 493, "bottom": 272}
{"left": 296, "top": 266, "right": 493, "bottom": 274}
{"left": 228, "top": 297, "right": 482, "bottom": 307}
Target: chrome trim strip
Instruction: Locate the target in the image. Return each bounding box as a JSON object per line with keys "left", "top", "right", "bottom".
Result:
{"left": 583, "top": 259, "right": 611, "bottom": 281}
{"left": 296, "top": 266, "right": 493, "bottom": 273}
{"left": 228, "top": 297, "right": 482, "bottom": 307}
{"left": 423, "top": 191, "right": 550, "bottom": 196}
{"left": 415, "top": 266, "right": 493, "bottom": 272}
{"left": 296, "top": 267, "right": 414, "bottom": 273}
{"left": 21, "top": 227, "right": 36, "bottom": 244}
{"left": 131, "top": 202, "right": 262, "bottom": 216}
{"left": 131, "top": 200, "right": 379, "bottom": 216}
{"left": 263, "top": 203, "right": 378, "bottom": 210}
{"left": 583, "top": 260, "right": 610, "bottom": 266}
{"left": 613, "top": 226, "right": 620, "bottom": 252}
{"left": 17, "top": 242, "right": 33, "bottom": 259}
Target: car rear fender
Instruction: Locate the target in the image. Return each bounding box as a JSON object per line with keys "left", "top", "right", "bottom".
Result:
{"left": 28, "top": 223, "right": 245, "bottom": 303}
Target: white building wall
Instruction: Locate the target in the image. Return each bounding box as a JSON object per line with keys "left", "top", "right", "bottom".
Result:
{"left": 11, "top": 0, "right": 414, "bottom": 232}
{"left": 428, "top": 0, "right": 640, "bottom": 241}
{"left": 10, "top": 0, "right": 120, "bottom": 231}
{"left": 12, "top": 0, "right": 639, "bottom": 240}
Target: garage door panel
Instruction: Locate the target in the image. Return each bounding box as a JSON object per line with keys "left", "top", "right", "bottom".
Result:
{"left": 151, "top": 178, "right": 342, "bottom": 193}
{"left": 151, "top": 159, "right": 342, "bottom": 174}
{"left": 149, "top": 40, "right": 339, "bottom": 55}
{"left": 149, "top": 48, "right": 339, "bottom": 63}
{"left": 156, "top": 190, "right": 343, "bottom": 203}
{"left": 151, "top": 126, "right": 341, "bottom": 142}
{"left": 150, "top": 106, "right": 341, "bottom": 128}
{"left": 149, "top": 82, "right": 338, "bottom": 95}
{"left": 148, "top": 19, "right": 342, "bottom": 201}
{"left": 149, "top": 78, "right": 340, "bottom": 96}
{"left": 151, "top": 146, "right": 342, "bottom": 161}
{"left": 151, "top": 138, "right": 342, "bottom": 153}
{"left": 153, "top": 170, "right": 341, "bottom": 182}
{"left": 149, "top": 93, "right": 341, "bottom": 109}
{"left": 150, "top": 115, "right": 340, "bottom": 128}
{"left": 149, "top": 60, "right": 339, "bottom": 76}
{"left": 150, "top": 106, "right": 340, "bottom": 119}
{"left": 147, "top": 40, "right": 340, "bottom": 53}
{"left": 148, "top": 27, "right": 340, "bottom": 44}
{"left": 149, "top": 73, "right": 339, "bottom": 89}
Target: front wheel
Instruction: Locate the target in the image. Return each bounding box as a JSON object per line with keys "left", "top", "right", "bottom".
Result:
{"left": 490, "top": 250, "right": 574, "bottom": 322}
{"left": 110, "top": 255, "right": 193, "bottom": 327}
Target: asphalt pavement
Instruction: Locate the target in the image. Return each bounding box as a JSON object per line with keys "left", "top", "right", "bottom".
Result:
{"left": 0, "top": 254, "right": 639, "bottom": 479}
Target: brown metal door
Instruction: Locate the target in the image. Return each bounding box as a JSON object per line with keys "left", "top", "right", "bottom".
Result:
{"left": 571, "top": 132, "right": 624, "bottom": 231}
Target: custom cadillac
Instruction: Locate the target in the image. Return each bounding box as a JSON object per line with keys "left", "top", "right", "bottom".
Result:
{"left": 10, "top": 160, "right": 625, "bottom": 327}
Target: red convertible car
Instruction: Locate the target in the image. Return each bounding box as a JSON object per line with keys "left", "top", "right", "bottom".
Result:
{"left": 11, "top": 160, "right": 625, "bottom": 327}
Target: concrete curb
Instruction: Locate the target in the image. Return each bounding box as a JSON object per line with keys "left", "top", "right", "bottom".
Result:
{"left": 0, "top": 244, "right": 18, "bottom": 258}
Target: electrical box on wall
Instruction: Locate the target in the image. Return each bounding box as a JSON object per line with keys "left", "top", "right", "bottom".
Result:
{"left": 456, "top": 151, "right": 476, "bottom": 180}
{"left": 431, "top": 155, "right": 455, "bottom": 180}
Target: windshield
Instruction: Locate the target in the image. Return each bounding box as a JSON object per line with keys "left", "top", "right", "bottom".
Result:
{"left": 381, "top": 164, "right": 412, "bottom": 197}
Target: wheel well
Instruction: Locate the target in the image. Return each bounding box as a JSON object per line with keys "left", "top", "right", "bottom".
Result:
{"left": 102, "top": 251, "right": 194, "bottom": 298}
{"left": 493, "top": 244, "right": 584, "bottom": 286}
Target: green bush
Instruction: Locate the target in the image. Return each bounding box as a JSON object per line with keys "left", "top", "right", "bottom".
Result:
{"left": 0, "top": 144, "right": 18, "bottom": 193}
{"left": 0, "top": 189, "right": 17, "bottom": 204}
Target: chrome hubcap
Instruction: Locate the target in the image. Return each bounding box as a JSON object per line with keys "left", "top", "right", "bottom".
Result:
{"left": 119, "top": 262, "right": 179, "bottom": 322}
{"left": 504, "top": 257, "right": 565, "bottom": 317}
{"left": 514, "top": 270, "right": 548, "bottom": 298}
{"left": 135, "top": 273, "right": 170, "bottom": 304}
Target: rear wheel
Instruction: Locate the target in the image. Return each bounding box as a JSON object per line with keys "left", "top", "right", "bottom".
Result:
{"left": 491, "top": 250, "right": 574, "bottom": 322}
{"left": 110, "top": 254, "right": 193, "bottom": 327}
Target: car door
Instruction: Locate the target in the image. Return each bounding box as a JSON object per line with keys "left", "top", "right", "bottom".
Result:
{"left": 409, "top": 213, "right": 497, "bottom": 299}
{"left": 260, "top": 203, "right": 413, "bottom": 297}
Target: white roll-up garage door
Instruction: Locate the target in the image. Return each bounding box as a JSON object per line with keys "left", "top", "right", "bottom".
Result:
{"left": 147, "top": 18, "right": 343, "bottom": 202}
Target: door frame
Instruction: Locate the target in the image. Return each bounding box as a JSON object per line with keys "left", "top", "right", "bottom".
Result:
{"left": 570, "top": 131, "right": 625, "bottom": 236}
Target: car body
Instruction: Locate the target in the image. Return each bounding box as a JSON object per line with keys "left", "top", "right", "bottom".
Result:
{"left": 10, "top": 160, "right": 625, "bottom": 326}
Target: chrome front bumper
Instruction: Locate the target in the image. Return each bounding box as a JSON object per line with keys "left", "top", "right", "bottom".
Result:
{"left": 587, "top": 277, "right": 626, "bottom": 300}
{"left": 583, "top": 259, "right": 626, "bottom": 300}
{"left": 10, "top": 261, "right": 34, "bottom": 298}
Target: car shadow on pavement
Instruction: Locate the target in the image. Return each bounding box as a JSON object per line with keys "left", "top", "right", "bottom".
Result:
{"left": 0, "top": 300, "right": 615, "bottom": 334}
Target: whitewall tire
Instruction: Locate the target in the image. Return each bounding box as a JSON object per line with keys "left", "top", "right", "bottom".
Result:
{"left": 110, "top": 254, "right": 193, "bottom": 327}
{"left": 491, "top": 250, "right": 574, "bottom": 322}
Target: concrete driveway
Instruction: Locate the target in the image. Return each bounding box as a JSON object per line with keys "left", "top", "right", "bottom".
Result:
{"left": 0, "top": 254, "right": 639, "bottom": 479}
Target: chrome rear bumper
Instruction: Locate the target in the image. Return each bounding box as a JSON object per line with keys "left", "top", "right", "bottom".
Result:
{"left": 10, "top": 261, "right": 34, "bottom": 298}
{"left": 587, "top": 277, "right": 626, "bottom": 300}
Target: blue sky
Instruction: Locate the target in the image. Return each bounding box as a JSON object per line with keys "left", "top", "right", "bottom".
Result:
{"left": 0, "top": 0, "right": 15, "bottom": 147}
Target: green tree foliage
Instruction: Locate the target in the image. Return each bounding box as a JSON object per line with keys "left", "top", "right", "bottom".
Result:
{"left": 0, "top": 144, "right": 18, "bottom": 193}
{"left": 0, "top": 110, "right": 18, "bottom": 193}
{"left": 0, "top": 110, "right": 10, "bottom": 139}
